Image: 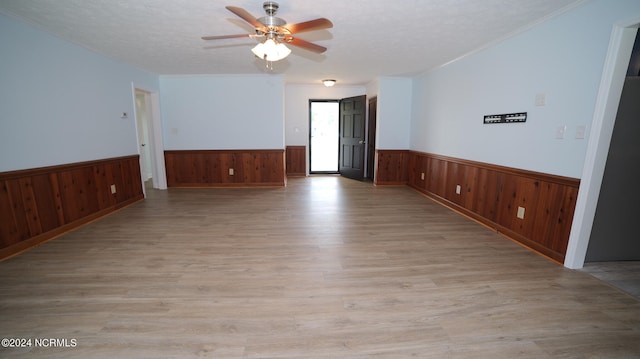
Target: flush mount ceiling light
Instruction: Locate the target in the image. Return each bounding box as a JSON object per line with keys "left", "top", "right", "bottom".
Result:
{"left": 322, "top": 79, "right": 336, "bottom": 87}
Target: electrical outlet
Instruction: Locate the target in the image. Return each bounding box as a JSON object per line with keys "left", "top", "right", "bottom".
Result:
{"left": 456, "top": 185, "right": 461, "bottom": 195}
{"left": 517, "top": 206, "right": 525, "bottom": 219}
{"left": 110, "top": 184, "right": 117, "bottom": 194}
{"left": 229, "top": 168, "right": 234, "bottom": 176}
{"left": 421, "top": 172, "right": 425, "bottom": 180}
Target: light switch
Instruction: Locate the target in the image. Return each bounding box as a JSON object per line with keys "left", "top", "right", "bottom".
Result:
{"left": 535, "top": 93, "right": 546, "bottom": 106}
{"left": 575, "top": 125, "right": 586, "bottom": 139}
{"left": 517, "top": 206, "right": 525, "bottom": 219}
{"left": 555, "top": 125, "right": 566, "bottom": 139}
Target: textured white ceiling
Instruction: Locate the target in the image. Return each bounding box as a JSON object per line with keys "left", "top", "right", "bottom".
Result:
{"left": 0, "top": 0, "right": 584, "bottom": 85}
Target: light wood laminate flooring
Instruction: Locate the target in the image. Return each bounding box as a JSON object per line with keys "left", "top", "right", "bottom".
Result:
{"left": 1, "top": 176, "right": 639, "bottom": 358}
{"left": 581, "top": 261, "right": 640, "bottom": 300}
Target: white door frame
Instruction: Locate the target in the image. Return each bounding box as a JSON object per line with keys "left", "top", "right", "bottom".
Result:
{"left": 564, "top": 17, "right": 639, "bottom": 269}
{"left": 132, "top": 83, "right": 167, "bottom": 192}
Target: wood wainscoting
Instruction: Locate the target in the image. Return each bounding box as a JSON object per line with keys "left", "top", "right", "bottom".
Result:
{"left": 165, "top": 149, "right": 286, "bottom": 187}
{"left": 0, "top": 155, "right": 144, "bottom": 260}
{"left": 374, "top": 150, "right": 410, "bottom": 185}
{"left": 375, "top": 150, "right": 580, "bottom": 263}
{"left": 286, "top": 146, "right": 306, "bottom": 177}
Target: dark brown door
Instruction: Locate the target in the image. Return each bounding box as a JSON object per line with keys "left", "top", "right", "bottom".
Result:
{"left": 366, "top": 97, "right": 377, "bottom": 181}
{"left": 339, "top": 95, "right": 366, "bottom": 181}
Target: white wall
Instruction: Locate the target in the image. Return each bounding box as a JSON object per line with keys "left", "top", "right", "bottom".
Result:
{"left": 284, "top": 84, "right": 366, "bottom": 146}
{"left": 411, "top": 0, "right": 640, "bottom": 179}
{"left": 377, "top": 77, "right": 412, "bottom": 149}
{"left": 0, "top": 13, "right": 159, "bottom": 172}
{"left": 160, "top": 75, "right": 285, "bottom": 150}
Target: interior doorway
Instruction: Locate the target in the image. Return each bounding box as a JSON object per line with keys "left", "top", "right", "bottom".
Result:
{"left": 564, "top": 19, "right": 640, "bottom": 269}
{"left": 584, "top": 29, "right": 640, "bottom": 262}
{"left": 309, "top": 100, "right": 339, "bottom": 173}
{"left": 132, "top": 84, "right": 168, "bottom": 193}
{"left": 135, "top": 90, "right": 152, "bottom": 184}
{"left": 366, "top": 97, "right": 377, "bottom": 181}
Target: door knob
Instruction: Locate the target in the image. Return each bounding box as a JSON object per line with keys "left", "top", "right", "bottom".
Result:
{"left": 359, "top": 140, "right": 366, "bottom": 144}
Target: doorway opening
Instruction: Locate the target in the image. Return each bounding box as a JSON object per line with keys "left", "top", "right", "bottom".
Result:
{"left": 564, "top": 19, "right": 639, "bottom": 269}
{"left": 309, "top": 100, "right": 339, "bottom": 173}
{"left": 135, "top": 90, "right": 152, "bottom": 186}
{"left": 132, "top": 84, "right": 167, "bottom": 193}
{"left": 366, "top": 97, "right": 377, "bottom": 182}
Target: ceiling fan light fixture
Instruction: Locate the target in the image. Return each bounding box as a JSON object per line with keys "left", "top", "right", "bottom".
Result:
{"left": 252, "top": 38, "right": 291, "bottom": 62}
{"left": 323, "top": 79, "right": 336, "bottom": 87}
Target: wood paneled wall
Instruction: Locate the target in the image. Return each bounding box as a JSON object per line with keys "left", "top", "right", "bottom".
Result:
{"left": 0, "top": 156, "right": 144, "bottom": 260}
{"left": 375, "top": 150, "right": 579, "bottom": 262}
{"left": 165, "top": 150, "right": 286, "bottom": 187}
{"left": 374, "top": 150, "right": 410, "bottom": 185}
{"left": 286, "top": 146, "right": 306, "bottom": 177}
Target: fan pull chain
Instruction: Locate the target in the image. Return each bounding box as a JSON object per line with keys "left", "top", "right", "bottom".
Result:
{"left": 262, "top": 54, "right": 272, "bottom": 70}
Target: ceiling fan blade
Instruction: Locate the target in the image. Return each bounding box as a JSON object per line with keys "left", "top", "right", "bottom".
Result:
{"left": 284, "top": 18, "right": 333, "bottom": 34}
{"left": 225, "top": 6, "right": 263, "bottom": 29}
{"left": 202, "top": 34, "right": 264, "bottom": 40}
{"left": 201, "top": 34, "right": 252, "bottom": 40}
{"left": 285, "top": 36, "right": 327, "bottom": 54}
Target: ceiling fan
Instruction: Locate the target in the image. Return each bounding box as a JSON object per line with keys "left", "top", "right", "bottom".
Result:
{"left": 201, "top": 1, "right": 333, "bottom": 62}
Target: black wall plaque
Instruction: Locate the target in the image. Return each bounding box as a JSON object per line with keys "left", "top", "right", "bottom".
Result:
{"left": 483, "top": 112, "right": 527, "bottom": 124}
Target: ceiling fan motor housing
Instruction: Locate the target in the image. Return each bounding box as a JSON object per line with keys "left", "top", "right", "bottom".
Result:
{"left": 263, "top": 1, "right": 279, "bottom": 16}
{"left": 258, "top": 1, "right": 286, "bottom": 29}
